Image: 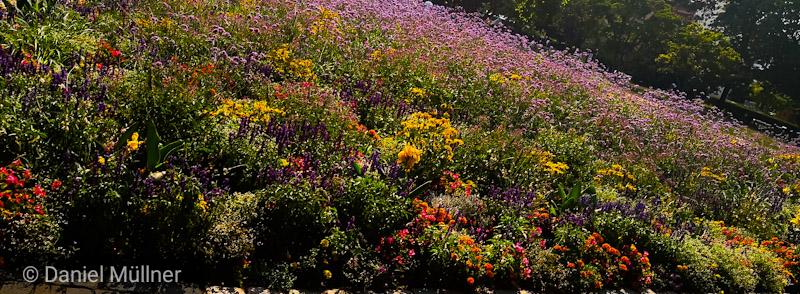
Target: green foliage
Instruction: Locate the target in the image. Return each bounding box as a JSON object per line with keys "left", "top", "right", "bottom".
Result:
{"left": 254, "top": 183, "right": 336, "bottom": 261}
{"left": 655, "top": 23, "right": 743, "bottom": 93}
{"left": 334, "top": 175, "right": 412, "bottom": 239}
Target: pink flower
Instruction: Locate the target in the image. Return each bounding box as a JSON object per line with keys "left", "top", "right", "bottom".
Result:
{"left": 523, "top": 268, "right": 532, "bottom": 278}
{"left": 5, "top": 174, "right": 19, "bottom": 186}
{"left": 514, "top": 243, "right": 524, "bottom": 254}
{"left": 408, "top": 249, "right": 415, "bottom": 257}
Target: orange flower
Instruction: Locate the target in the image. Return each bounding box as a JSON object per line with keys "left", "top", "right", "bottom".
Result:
{"left": 484, "top": 263, "right": 493, "bottom": 271}
{"left": 466, "top": 276, "right": 475, "bottom": 285}
{"left": 620, "top": 256, "right": 630, "bottom": 265}
{"left": 397, "top": 144, "right": 421, "bottom": 171}
{"left": 567, "top": 262, "right": 575, "bottom": 268}
{"left": 619, "top": 264, "right": 628, "bottom": 271}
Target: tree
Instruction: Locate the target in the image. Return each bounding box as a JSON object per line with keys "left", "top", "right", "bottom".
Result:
{"left": 693, "top": 0, "right": 800, "bottom": 101}
{"left": 655, "top": 23, "right": 743, "bottom": 95}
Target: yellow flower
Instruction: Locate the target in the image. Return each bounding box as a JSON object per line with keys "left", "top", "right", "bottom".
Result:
{"left": 127, "top": 132, "right": 142, "bottom": 151}
{"left": 791, "top": 214, "right": 800, "bottom": 226}
{"left": 196, "top": 194, "right": 208, "bottom": 212}
{"left": 272, "top": 45, "right": 291, "bottom": 63}
{"left": 409, "top": 87, "right": 428, "bottom": 98}
{"left": 509, "top": 73, "right": 522, "bottom": 80}
{"left": 97, "top": 156, "right": 106, "bottom": 165}
{"left": 700, "top": 167, "right": 727, "bottom": 182}
{"left": 399, "top": 112, "right": 461, "bottom": 161}
{"left": 544, "top": 161, "right": 569, "bottom": 175}
{"left": 288, "top": 58, "right": 316, "bottom": 81}
{"left": 320, "top": 239, "right": 330, "bottom": 248}
{"left": 370, "top": 50, "right": 382, "bottom": 60}
{"left": 489, "top": 73, "right": 507, "bottom": 84}
{"left": 279, "top": 159, "right": 290, "bottom": 167}
{"left": 322, "top": 270, "right": 332, "bottom": 280}
{"left": 397, "top": 144, "right": 422, "bottom": 171}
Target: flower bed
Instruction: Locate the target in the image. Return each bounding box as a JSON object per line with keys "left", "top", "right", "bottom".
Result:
{"left": 1, "top": 0, "right": 799, "bottom": 292}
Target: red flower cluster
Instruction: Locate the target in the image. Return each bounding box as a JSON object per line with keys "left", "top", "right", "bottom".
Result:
{"left": 440, "top": 171, "right": 474, "bottom": 197}
{"left": 0, "top": 160, "right": 53, "bottom": 218}
{"left": 413, "top": 198, "right": 454, "bottom": 226}
{"left": 575, "top": 233, "right": 653, "bottom": 289}
{"left": 761, "top": 237, "right": 800, "bottom": 282}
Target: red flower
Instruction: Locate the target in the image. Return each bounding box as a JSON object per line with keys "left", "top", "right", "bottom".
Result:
{"left": 34, "top": 205, "right": 44, "bottom": 215}
{"left": 51, "top": 179, "right": 62, "bottom": 190}
{"left": 33, "top": 185, "right": 46, "bottom": 197}
{"left": 466, "top": 277, "right": 475, "bottom": 285}
{"left": 111, "top": 50, "right": 122, "bottom": 58}
{"left": 567, "top": 262, "right": 575, "bottom": 268}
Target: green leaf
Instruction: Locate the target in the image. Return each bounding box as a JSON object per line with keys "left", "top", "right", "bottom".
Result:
{"left": 352, "top": 161, "right": 364, "bottom": 176}
{"left": 156, "top": 140, "right": 183, "bottom": 169}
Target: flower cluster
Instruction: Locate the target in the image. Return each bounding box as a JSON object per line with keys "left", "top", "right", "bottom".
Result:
{"left": 209, "top": 99, "right": 286, "bottom": 124}
{"left": 488, "top": 72, "right": 524, "bottom": 84}
{"left": 268, "top": 44, "right": 317, "bottom": 81}
{"left": 441, "top": 171, "right": 476, "bottom": 197}
{"left": 309, "top": 7, "right": 340, "bottom": 36}
{"left": 700, "top": 166, "right": 727, "bottom": 182}
{"left": 529, "top": 148, "right": 570, "bottom": 175}
{"left": 595, "top": 164, "right": 637, "bottom": 192}
{"left": 577, "top": 233, "right": 654, "bottom": 289}
{"left": 398, "top": 111, "right": 463, "bottom": 162}
{"left": 0, "top": 160, "right": 51, "bottom": 218}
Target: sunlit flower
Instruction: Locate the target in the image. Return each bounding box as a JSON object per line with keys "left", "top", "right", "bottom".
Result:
{"left": 544, "top": 161, "right": 569, "bottom": 175}
{"left": 397, "top": 144, "right": 421, "bottom": 171}
{"left": 409, "top": 87, "right": 427, "bottom": 98}
{"left": 127, "top": 132, "right": 142, "bottom": 151}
